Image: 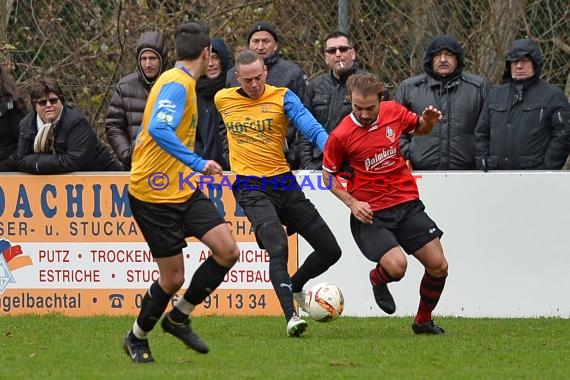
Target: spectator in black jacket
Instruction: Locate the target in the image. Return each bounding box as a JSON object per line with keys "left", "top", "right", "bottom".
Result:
{"left": 0, "top": 65, "right": 27, "bottom": 171}
{"left": 475, "top": 39, "right": 570, "bottom": 170}
{"left": 225, "top": 21, "right": 308, "bottom": 169}
{"left": 299, "top": 31, "right": 368, "bottom": 170}
{"left": 15, "top": 78, "right": 122, "bottom": 173}
{"left": 105, "top": 31, "right": 168, "bottom": 169}
{"left": 195, "top": 37, "right": 230, "bottom": 170}
{"left": 396, "top": 34, "right": 488, "bottom": 170}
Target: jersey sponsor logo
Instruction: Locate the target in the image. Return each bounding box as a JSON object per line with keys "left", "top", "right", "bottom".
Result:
{"left": 364, "top": 147, "right": 397, "bottom": 171}
{"left": 386, "top": 125, "right": 396, "bottom": 142}
{"left": 226, "top": 118, "right": 274, "bottom": 134}
{"left": 155, "top": 111, "right": 174, "bottom": 124}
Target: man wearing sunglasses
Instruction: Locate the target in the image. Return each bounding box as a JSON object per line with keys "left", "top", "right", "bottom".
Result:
{"left": 14, "top": 78, "right": 121, "bottom": 173}
{"left": 299, "top": 31, "right": 368, "bottom": 170}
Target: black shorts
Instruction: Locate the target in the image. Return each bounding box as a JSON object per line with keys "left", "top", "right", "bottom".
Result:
{"left": 232, "top": 173, "right": 319, "bottom": 240}
{"left": 129, "top": 190, "right": 225, "bottom": 258}
{"left": 350, "top": 199, "right": 443, "bottom": 262}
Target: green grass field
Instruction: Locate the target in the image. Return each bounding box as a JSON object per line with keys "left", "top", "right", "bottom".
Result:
{"left": 1, "top": 315, "right": 569, "bottom": 379}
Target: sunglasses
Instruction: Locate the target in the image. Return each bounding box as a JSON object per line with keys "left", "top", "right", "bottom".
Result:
{"left": 325, "top": 46, "right": 352, "bottom": 55}
{"left": 36, "top": 97, "right": 60, "bottom": 106}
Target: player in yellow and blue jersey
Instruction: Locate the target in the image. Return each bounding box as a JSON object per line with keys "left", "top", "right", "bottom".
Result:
{"left": 215, "top": 49, "right": 342, "bottom": 337}
{"left": 124, "top": 22, "right": 239, "bottom": 363}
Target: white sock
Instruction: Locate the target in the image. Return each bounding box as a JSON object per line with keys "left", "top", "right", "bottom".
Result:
{"left": 132, "top": 321, "right": 147, "bottom": 340}
{"left": 174, "top": 297, "right": 195, "bottom": 316}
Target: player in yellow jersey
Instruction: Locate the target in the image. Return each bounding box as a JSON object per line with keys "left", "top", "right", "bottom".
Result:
{"left": 215, "top": 49, "right": 342, "bottom": 337}
{"left": 124, "top": 22, "right": 239, "bottom": 363}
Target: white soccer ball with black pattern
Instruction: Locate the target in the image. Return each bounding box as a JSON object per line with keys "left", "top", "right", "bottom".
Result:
{"left": 307, "top": 282, "right": 344, "bottom": 322}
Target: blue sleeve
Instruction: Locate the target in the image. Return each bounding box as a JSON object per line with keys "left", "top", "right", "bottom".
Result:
{"left": 147, "top": 82, "right": 207, "bottom": 172}
{"left": 283, "top": 89, "right": 328, "bottom": 152}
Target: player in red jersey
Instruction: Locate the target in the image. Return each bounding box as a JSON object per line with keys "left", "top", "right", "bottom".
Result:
{"left": 322, "top": 73, "right": 449, "bottom": 335}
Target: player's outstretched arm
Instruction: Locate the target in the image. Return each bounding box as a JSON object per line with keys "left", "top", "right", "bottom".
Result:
{"left": 283, "top": 90, "right": 328, "bottom": 151}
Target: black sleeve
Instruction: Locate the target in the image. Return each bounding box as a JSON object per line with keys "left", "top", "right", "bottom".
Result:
{"left": 18, "top": 117, "right": 98, "bottom": 174}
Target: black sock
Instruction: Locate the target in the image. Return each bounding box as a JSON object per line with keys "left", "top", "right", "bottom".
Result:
{"left": 183, "top": 256, "right": 230, "bottom": 306}
{"left": 136, "top": 281, "right": 172, "bottom": 332}
{"left": 257, "top": 221, "right": 296, "bottom": 321}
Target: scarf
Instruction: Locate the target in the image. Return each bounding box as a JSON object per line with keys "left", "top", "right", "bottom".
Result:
{"left": 196, "top": 73, "right": 226, "bottom": 100}
{"left": 34, "top": 109, "right": 62, "bottom": 153}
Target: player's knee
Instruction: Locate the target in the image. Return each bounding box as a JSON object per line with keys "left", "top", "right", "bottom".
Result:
{"left": 389, "top": 265, "right": 406, "bottom": 281}
{"left": 228, "top": 244, "right": 240, "bottom": 265}
{"left": 301, "top": 217, "right": 342, "bottom": 265}
{"left": 257, "top": 220, "right": 288, "bottom": 254}
{"left": 322, "top": 240, "right": 342, "bottom": 266}
{"left": 430, "top": 257, "right": 448, "bottom": 278}
{"left": 381, "top": 251, "right": 407, "bottom": 280}
{"left": 216, "top": 242, "right": 240, "bottom": 267}
{"left": 160, "top": 273, "right": 185, "bottom": 294}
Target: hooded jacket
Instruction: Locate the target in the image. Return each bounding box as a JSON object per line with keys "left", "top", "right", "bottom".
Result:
{"left": 195, "top": 38, "right": 230, "bottom": 170}
{"left": 105, "top": 31, "right": 168, "bottom": 169}
{"left": 396, "top": 35, "right": 488, "bottom": 170}
{"left": 475, "top": 39, "right": 570, "bottom": 170}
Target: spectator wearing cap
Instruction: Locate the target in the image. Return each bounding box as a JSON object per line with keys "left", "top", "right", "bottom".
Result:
{"left": 105, "top": 31, "right": 169, "bottom": 169}
{"left": 225, "top": 21, "right": 309, "bottom": 169}
{"left": 475, "top": 39, "right": 570, "bottom": 170}
{"left": 195, "top": 37, "right": 230, "bottom": 170}
{"left": 396, "top": 34, "right": 488, "bottom": 170}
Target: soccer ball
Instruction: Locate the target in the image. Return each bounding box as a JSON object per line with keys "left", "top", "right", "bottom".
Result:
{"left": 306, "top": 282, "right": 344, "bottom": 322}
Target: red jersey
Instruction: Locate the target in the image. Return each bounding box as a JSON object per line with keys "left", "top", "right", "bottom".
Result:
{"left": 322, "top": 100, "right": 420, "bottom": 211}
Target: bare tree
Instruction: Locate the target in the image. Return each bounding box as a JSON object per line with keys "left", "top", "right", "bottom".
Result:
{"left": 0, "top": 0, "right": 15, "bottom": 67}
{"left": 477, "top": 0, "right": 526, "bottom": 84}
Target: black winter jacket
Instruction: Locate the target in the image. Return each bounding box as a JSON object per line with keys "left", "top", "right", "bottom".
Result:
{"left": 475, "top": 39, "right": 570, "bottom": 170}
{"left": 105, "top": 31, "right": 168, "bottom": 169}
{"left": 195, "top": 38, "right": 230, "bottom": 170}
{"left": 226, "top": 53, "right": 308, "bottom": 169}
{"left": 396, "top": 35, "right": 488, "bottom": 170}
{"left": 16, "top": 105, "right": 122, "bottom": 173}
{"left": 0, "top": 100, "right": 26, "bottom": 171}
{"left": 299, "top": 65, "right": 367, "bottom": 169}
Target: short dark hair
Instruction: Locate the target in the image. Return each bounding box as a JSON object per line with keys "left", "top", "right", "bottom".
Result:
{"left": 234, "top": 48, "right": 264, "bottom": 71}
{"left": 29, "top": 78, "right": 65, "bottom": 105}
{"left": 347, "top": 73, "right": 386, "bottom": 100}
{"left": 323, "top": 31, "right": 352, "bottom": 48}
{"left": 175, "top": 22, "right": 210, "bottom": 60}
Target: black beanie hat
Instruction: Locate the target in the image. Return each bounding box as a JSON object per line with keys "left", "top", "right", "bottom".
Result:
{"left": 247, "top": 21, "right": 279, "bottom": 43}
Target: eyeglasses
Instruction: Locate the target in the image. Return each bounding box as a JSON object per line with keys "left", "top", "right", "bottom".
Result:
{"left": 325, "top": 46, "right": 352, "bottom": 55}
{"left": 36, "top": 98, "right": 60, "bottom": 106}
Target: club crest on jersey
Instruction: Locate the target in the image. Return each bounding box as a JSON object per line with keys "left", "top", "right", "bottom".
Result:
{"left": 386, "top": 125, "right": 396, "bottom": 143}
{"left": 260, "top": 104, "right": 268, "bottom": 113}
